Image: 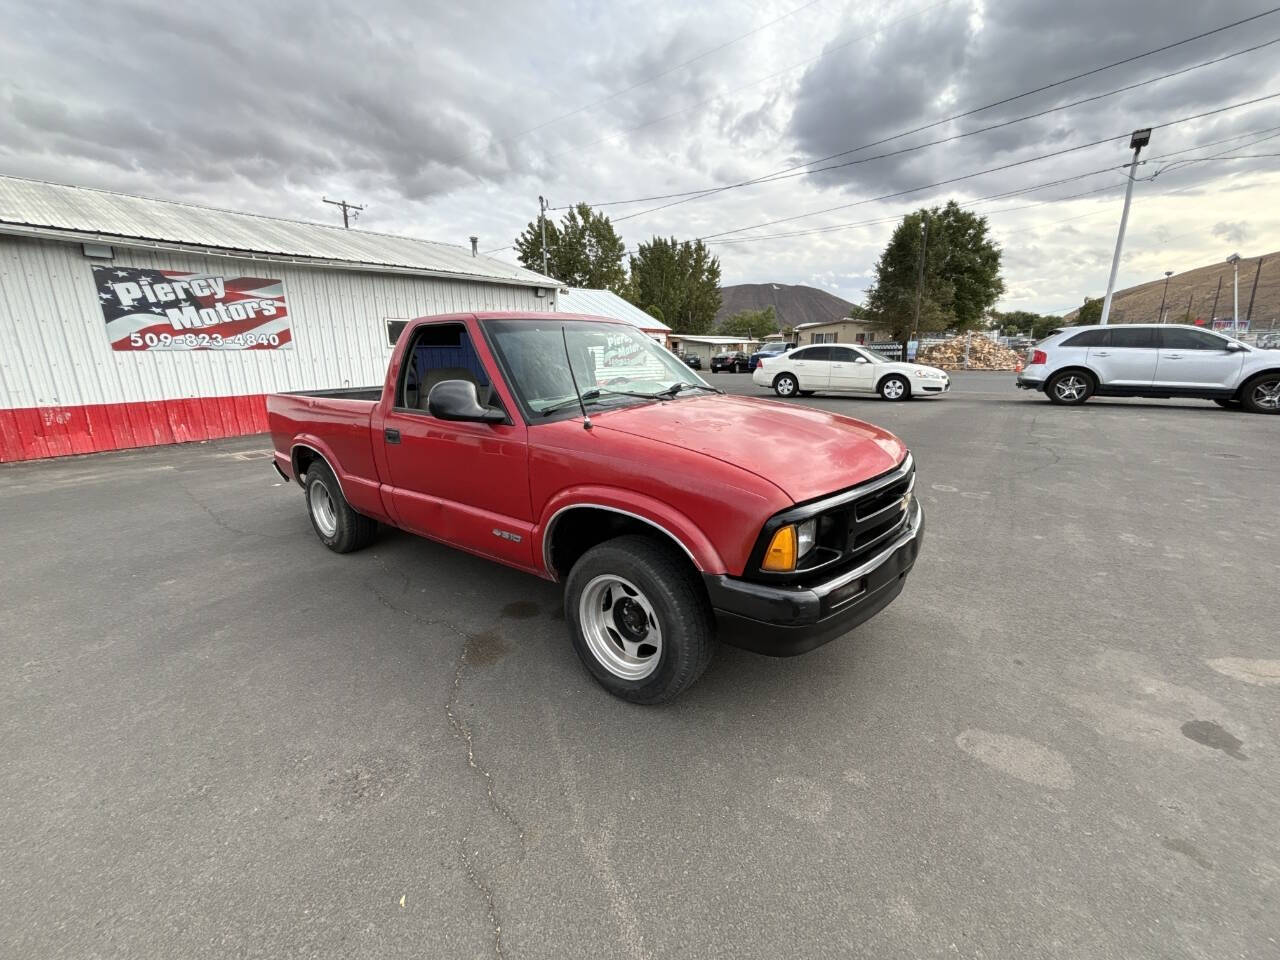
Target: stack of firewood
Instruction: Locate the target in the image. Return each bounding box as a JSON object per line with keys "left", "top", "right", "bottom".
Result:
{"left": 916, "top": 333, "right": 1023, "bottom": 370}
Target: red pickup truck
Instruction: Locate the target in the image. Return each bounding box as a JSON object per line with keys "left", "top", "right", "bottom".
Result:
{"left": 268, "top": 312, "right": 923, "bottom": 703}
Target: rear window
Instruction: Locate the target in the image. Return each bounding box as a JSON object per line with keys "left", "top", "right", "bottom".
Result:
{"left": 1109, "top": 327, "right": 1158, "bottom": 348}
{"left": 1036, "top": 329, "right": 1063, "bottom": 345}
{"left": 1062, "top": 329, "right": 1109, "bottom": 347}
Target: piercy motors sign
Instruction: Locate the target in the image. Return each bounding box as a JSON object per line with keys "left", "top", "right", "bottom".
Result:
{"left": 93, "top": 265, "right": 292, "bottom": 350}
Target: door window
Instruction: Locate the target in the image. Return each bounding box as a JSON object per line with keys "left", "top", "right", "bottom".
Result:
{"left": 829, "top": 347, "right": 858, "bottom": 363}
{"left": 397, "top": 323, "right": 495, "bottom": 413}
{"left": 792, "top": 346, "right": 832, "bottom": 361}
{"left": 1160, "top": 328, "right": 1229, "bottom": 350}
{"left": 1109, "top": 327, "right": 1158, "bottom": 348}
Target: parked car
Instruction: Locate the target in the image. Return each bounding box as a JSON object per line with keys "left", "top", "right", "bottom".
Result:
{"left": 710, "top": 350, "right": 752, "bottom": 373}
{"left": 749, "top": 342, "right": 797, "bottom": 370}
{"left": 267, "top": 313, "right": 924, "bottom": 703}
{"left": 753, "top": 343, "right": 950, "bottom": 400}
{"left": 1017, "top": 323, "right": 1280, "bottom": 413}
{"left": 682, "top": 354, "right": 702, "bottom": 369}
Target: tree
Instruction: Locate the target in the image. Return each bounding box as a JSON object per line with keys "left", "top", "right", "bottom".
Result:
{"left": 514, "top": 203, "right": 627, "bottom": 292}
{"left": 1076, "top": 297, "right": 1103, "bottom": 325}
{"left": 993, "top": 309, "right": 1061, "bottom": 340}
{"left": 864, "top": 201, "right": 1004, "bottom": 342}
{"left": 626, "top": 237, "right": 722, "bottom": 334}
{"left": 720, "top": 306, "right": 779, "bottom": 340}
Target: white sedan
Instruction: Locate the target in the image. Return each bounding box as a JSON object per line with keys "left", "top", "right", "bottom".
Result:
{"left": 752, "top": 343, "right": 951, "bottom": 400}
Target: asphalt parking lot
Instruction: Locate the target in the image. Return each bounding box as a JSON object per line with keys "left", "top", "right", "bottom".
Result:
{"left": 3, "top": 371, "right": 1277, "bottom": 959}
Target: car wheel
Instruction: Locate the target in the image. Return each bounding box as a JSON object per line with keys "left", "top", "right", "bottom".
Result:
{"left": 773, "top": 373, "right": 798, "bottom": 397}
{"left": 878, "top": 375, "right": 910, "bottom": 401}
{"left": 1046, "top": 370, "right": 1094, "bottom": 405}
{"left": 1213, "top": 398, "right": 1241, "bottom": 409}
{"left": 304, "top": 459, "right": 378, "bottom": 553}
{"left": 1240, "top": 373, "right": 1280, "bottom": 414}
{"left": 565, "top": 535, "right": 716, "bottom": 704}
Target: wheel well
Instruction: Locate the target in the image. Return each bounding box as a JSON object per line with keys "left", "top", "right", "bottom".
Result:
{"left": 772, "top": 370, "right": 794, "bottom": 384}
{"left": 291, "top": 445, "right": 325, "bottom": 486}
{"left": 545, "top": 507, "right": 698, "bottom": 581}
{"left": 1240, "top": 367, "right": 1280, "bottom": 393}
{"left": 875, "top": 371, "right": 909, "bottom": 388}
{"left": 1046, "top": 366, "right": 1097, "bottom": 389}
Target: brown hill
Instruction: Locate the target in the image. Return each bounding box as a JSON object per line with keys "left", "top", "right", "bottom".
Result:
{"left": 717, "top": 283, "right": 853, "bottom": 329}
{"left": 1066, "top": 250, "right": 1279, "bottom": 331}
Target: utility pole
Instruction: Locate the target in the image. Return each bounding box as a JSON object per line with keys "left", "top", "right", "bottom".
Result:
{"left": 908, "top": 213, "right": 929, "bottom": 361}
{"left": 1100, "top": 128, "right": 1151, "bottom": 325}
{"left": 1158, "top": 270, "right": 1173, "bottom": 322}
{"left": 1245, "top": 256, "right": 1266, "bottom": 327}
{"left": 322, "top": 196, "right": 364, "bottom": 229}
{"left": 1227, "top": 252, "right": 1241, "bottom": 335}
{"left": 1185, "top": 291, "right": 1193, "bottom": 325}
{"left": 1210, "top": 275, "right": 1222, "bottom": 326}
{"left": 538, "top": 195, "right": 550, "bottom": 276}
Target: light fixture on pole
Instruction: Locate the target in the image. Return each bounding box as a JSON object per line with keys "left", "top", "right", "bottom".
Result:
{"left": 1226, "top": 252, "right": 1241, "bottom": 334}
{"left": 1158, "top": 270, "right": 1173, "bottom": 323}
{"left": 1099, "top": 128, "right": 1151, "bottom": 326}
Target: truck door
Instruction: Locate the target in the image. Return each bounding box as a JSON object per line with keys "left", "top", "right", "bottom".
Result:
{"left": 378, "top": 319, "right": 534, "bottom": 569}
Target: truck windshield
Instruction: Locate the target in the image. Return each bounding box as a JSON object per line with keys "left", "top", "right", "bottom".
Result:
{"left": 486, "top": 319, "right": 708, "bottom": 416}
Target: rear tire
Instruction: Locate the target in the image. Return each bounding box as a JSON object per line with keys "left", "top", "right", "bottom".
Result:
{"left": 1240, "top": 374, "right": 1280, "bottom": 414}
{"left": 773, "top": 373, "right": 798, "bottom": 397}
{"left": 878, "top": 375, "right": 910, "bottom": 401}
{"left": 565, "top": 535, "right": 716, "bottom": 704}
{"left": 304, "top": 459, "right": 378, "bottom": 553}
{"left": 1046, "top": 370, "right": 1094, "bottom": 405}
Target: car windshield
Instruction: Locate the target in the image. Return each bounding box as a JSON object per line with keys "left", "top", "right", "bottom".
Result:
{"left": 486, "top": 318, "right": 708, "bottom": 415}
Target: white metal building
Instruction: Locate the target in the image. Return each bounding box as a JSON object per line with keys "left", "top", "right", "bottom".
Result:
{"left": 0, "top": 176, "right": 558, "bottom": 461}
{"left": 557, "top": 288, "right": 671, "bottom": 344}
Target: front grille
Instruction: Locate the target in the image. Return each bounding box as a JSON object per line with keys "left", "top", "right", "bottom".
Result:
{"left": 845, "top": 471, "right": 912, "bottom": 566}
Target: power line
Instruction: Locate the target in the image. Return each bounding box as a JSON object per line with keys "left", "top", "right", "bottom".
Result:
{"left": 542, "top": 0, "right": 958, "bottom": 173}
{"left": 608, "top": 34, "right": 1280, "bottom": 225}
{"left": 577, "top": 7, "right": 1280, "bottom": 218}
{"left": 697, "top": 91, "right": 1280, "bottom": 241}
{"left": 441, "top": 0, "right": 825, "bottom": 167}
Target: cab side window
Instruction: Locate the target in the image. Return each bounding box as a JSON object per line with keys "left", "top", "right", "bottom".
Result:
{"left": 397, "top": 323, "right": 497, "bottom": 413}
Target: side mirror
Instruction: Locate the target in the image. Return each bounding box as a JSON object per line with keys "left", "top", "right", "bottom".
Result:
{"left": 1225, "top": 341, "right": 1247, "bottom": 352}
{"left": 855, "top": 356, "right": 870, "bottom": 364}
{"left": 427, "top": 380, "right": 505, "bottom": 423}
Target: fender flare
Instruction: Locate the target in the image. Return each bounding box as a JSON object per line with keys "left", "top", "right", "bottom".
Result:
{"left": 289, "top": 435, "right": 350, "bottom": 500}
{"left": 535, "top": 487, "right": 726, "bottom": 579}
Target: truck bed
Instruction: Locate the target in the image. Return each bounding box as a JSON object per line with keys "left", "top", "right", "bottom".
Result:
{"left": 281, "top": 386, "right": 383, "bottom": 402}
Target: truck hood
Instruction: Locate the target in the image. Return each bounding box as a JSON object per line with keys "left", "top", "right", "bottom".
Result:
{"left": 591, "top": 395, "right": 906, "bottom": 503}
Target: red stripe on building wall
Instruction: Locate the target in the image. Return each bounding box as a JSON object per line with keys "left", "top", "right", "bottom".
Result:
{"left": 0, "top": 394, "right": 270, "bottom": 463}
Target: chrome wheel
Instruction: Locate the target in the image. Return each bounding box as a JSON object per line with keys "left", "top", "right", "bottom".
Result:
{"left": 308, "top": 479, "right": 338, "bottom": 538}
{"left": 1053, "top": 374, "right": 1088, "bottom": 401}
{"left": 1252, "top": 378, "right": 1280, "bottom": 410}
{"left": 882, "top": 378, "right": 906, "bottom": 400}
{"left": 578, "top": 575, "right": 663, "bottom": 681}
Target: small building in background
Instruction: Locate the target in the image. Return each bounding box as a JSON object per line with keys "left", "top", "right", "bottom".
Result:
{"left": 557, "top": 288, "right": 670, "bottom": 345}
{"left": 793, "top": 317, "right": 891, "bottom": 346}
{"left": 667, "top": 335, "right": 761, "bottom": 363}
{"left": 0, "top": 176, "right": 558, "bottom": 461}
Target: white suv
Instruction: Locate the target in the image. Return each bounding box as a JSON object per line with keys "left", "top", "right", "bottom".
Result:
{"left": 1017, "top": 324, "right": 1280, "bottom": 414}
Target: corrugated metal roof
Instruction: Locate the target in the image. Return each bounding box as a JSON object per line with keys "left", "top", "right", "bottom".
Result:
{"left": 0, "top": 175, "right": 558, "bottom": 288}
{"left": 557, "top": 287, "right": 670, "bottom": 331}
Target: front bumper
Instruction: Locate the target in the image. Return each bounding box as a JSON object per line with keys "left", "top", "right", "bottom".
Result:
{"left": 704, "top": 500, "right": 924, "bottom": 656}
{"left": 916, "top": 375, "right": 950, "bottom": 394}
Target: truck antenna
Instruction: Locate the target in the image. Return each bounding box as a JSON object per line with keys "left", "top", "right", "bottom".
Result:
{"left": 561, "top": 325, "right": 592, "bottom": 430}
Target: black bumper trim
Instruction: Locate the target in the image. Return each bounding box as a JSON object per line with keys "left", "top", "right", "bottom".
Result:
{"left": 705, "top": 500, "right": 923, "bottom": 657}
{"left": 1016, "top": 376, "right": 1044, "bottom": 390}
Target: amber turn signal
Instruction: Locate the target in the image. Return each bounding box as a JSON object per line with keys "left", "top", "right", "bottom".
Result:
{"left": 761, "top": 524, "right": 798, "bottom": 572}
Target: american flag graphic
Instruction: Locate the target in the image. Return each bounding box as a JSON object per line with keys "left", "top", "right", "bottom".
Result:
{"left": 93, "top": 266, "right": 292, "bottom": 351}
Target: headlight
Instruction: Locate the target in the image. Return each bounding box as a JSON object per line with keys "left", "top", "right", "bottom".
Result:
{"left": 762, "top": 519, "right": 818, "bottom": 571}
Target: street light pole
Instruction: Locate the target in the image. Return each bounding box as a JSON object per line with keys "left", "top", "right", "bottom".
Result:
{"left": 1099, "top": 128, "right": 1151, "bottom": 326}
{"left": 1158, "top": 270, "right": 1173, "bottom": 323}
{"left": 908, "top": 213, "right": 929, "bottom": 361}
{"left": 1227, "top": 252, "right": 1241, "bottom": 335}
{"left": 538, "top": 195, "right": 550, "bottom": 276}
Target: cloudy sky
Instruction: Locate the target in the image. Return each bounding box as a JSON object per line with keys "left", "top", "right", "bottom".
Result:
{"left": 2, "top": 0, "right": 1277, "bottom": 314}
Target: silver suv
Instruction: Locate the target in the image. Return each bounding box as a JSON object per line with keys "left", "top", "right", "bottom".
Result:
{"left": 1016, "top": 324, "right": 1280, "bottom": 414}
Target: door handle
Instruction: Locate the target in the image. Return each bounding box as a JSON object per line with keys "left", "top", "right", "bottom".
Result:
{"left": 1094, "top": 351, "right": 1110, "bottom": 356}
{"left": 384, "top": 428, "right": 401, "bottom": 444}
{"left": 1164, "top": 353, "right": 1183, "bottom": 359}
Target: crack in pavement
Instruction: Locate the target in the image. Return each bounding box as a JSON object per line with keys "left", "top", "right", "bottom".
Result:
{"left": 461, "top": 843, "right": 506, "bottom": 959}
{"left": 175, "top": 475, "right": 292, "bottom": 540}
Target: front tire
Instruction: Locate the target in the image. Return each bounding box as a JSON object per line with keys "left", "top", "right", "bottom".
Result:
{"left": 878, "top": 375, "right": 910, "bottom": 401}
{"left": 304, "top": 459, "right": 378, "bottom": 553}
{"left": 1240, "top": 374, "right": 1280, "bottom": 414}
{"left": 565, "top": 535, "right": 715, "bottom": 704}
{"left": 1046, "top": 370, "right": 1094, "bottom": 405}
{"left": 773, "top": 373, "right": 798, "bottom": 397}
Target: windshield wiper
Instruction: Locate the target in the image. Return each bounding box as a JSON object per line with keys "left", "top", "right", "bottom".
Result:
{"left": 540, "top": 389, "right": 600, "bottom": 416}
{"left": 540, "top": 387, "right": 676, "bottom": 417}
{"left": 656, "top": 382, "right": 723, "bottom": 398}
